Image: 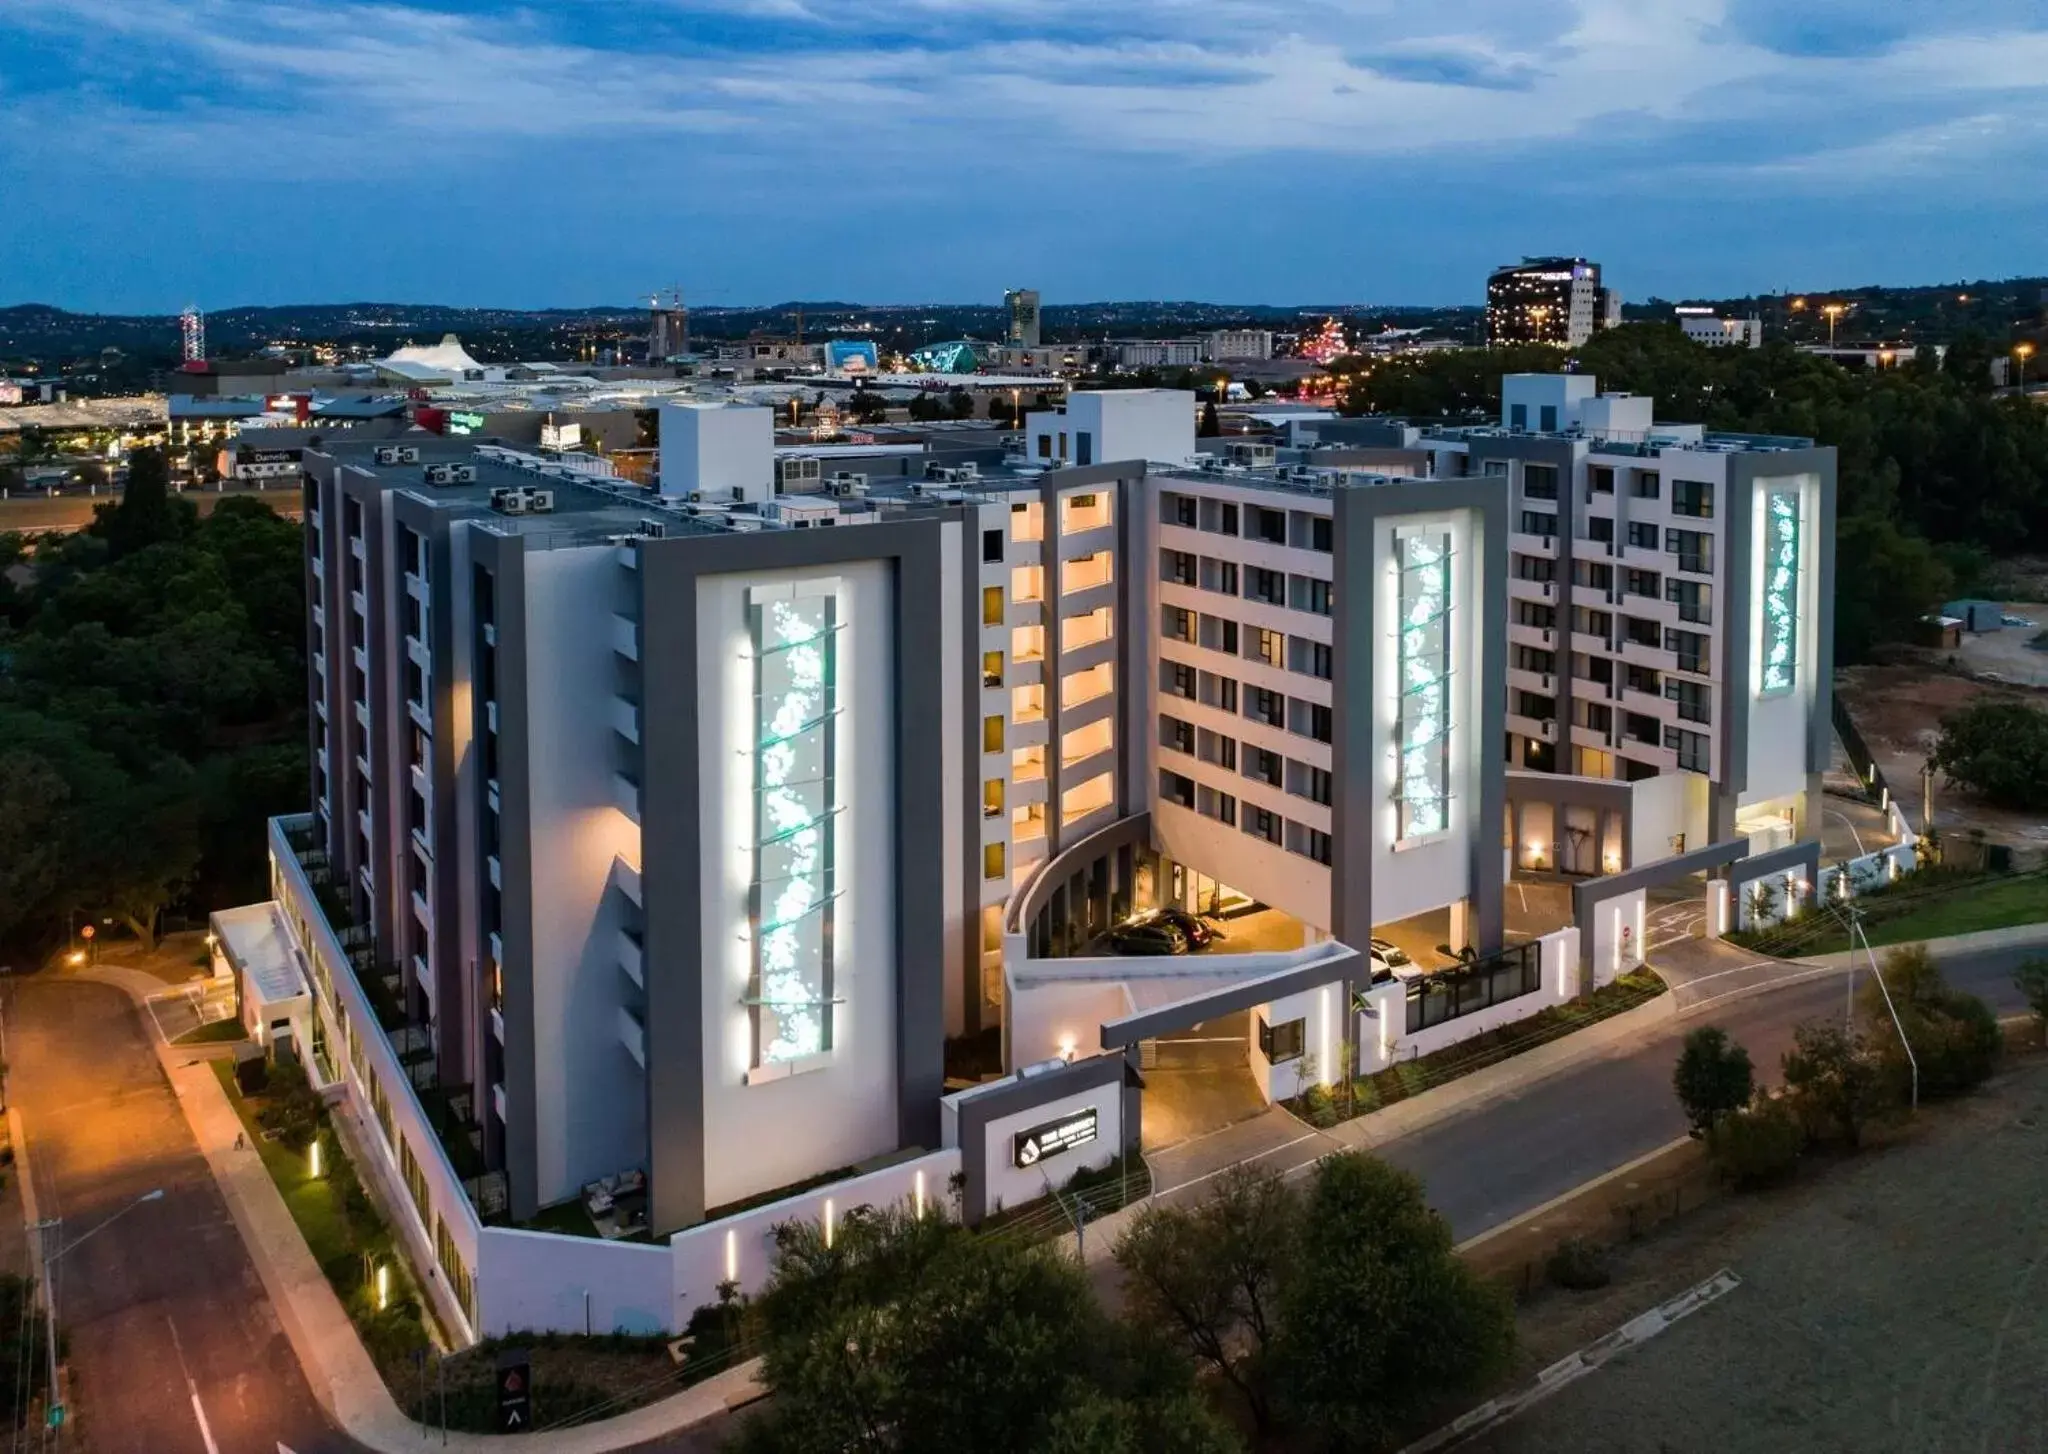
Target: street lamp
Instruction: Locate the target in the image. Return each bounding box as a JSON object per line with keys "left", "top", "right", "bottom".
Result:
{"left": 2016, "top": 342, "right": 2035, "bottom": 393}
{"left": 35, "top": 1190, "right": 165, "bottom": 1428}
{"left": 1822, "top": 304, "right": 1846, "bottom": 348}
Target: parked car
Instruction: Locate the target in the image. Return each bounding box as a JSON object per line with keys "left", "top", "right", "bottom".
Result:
{"left": 1368, "top": 938, "right": 1415, "bottom": 982}
{"left": 1106, "top": 916, "right": 1190, "bottom": 956}
{"left": 1153, "top": 906, "right": 1220, "bottom": 949}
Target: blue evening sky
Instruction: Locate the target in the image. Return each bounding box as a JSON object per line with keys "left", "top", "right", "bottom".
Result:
{"left": 3, "top": 0, "right": 2045, "bottom": 312}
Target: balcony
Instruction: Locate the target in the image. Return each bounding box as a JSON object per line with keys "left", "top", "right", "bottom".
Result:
{"left": 618, "top": 1004, "right": 647, "bottom": 1069}
{"left": 1061, "top": 553, "right": 1112, "bottom": 594}
{"left": 611, "top": 613, "right": 640, "bottom": 662}
{"left": 618, "top": 926, "right": 644, "bottom": 988}
{"left": 611, "top": 694, "right": 640, "bottom": 745}
{"left": 1061, "top": 607, "right": 1112, "bottom": 654}
{"left": 1060, "top": 718, "right": 1114, "bottom": 769}
{"left": 1061, "top": 662, "right": 1114, "bottom": 711}
{"left": 613, "top": 770, "right": 642, "bottom": 825}
{"left": 487, "top": 853, "right": 501, "bottom": 890}
{"left": 1012, "top": 747, "right": 1047, "bottom": 785}
{"left": 1060, "top": 770, "right": 1116, "bottom": 827}
{"left": 1060, "top": 494, "right": 1112, "bottom": 535}
{"left": 1010, "top": 625, "right": 1046, "bottom": 665}
{"left": 1011, "top": 685, "right": 1047, "bottom": 726}
{"left": 1012, "top": 804, "right": 1047, "bottom": 845}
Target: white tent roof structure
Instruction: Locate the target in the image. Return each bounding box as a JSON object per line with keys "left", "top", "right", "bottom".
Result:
{"left": 378, "top": 334, "right": 486, "bottom": 380}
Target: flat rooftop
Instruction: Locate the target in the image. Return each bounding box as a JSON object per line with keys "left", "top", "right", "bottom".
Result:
{"left": 212, "top": 902, "right": 309, "bottom": 1009}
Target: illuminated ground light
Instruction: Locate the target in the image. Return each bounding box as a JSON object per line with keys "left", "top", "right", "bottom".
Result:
{"left": 1395, "top": 530, "right": 1452, "bottom": 839}
{"left": 1761, "top": 491, "right": 1800, "bottom": 694}
{"left": 749, "top": 588, "right": 840, "bottom": 1066}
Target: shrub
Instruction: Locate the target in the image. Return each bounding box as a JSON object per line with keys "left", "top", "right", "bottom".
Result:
{"left": 1672, "top": 1027, "right": 1755, "bottom": 1136}
{"left": 2015, "top": 957, "right": 2048, "bottom": 1039}
{"left": 1705, "top": 1093, "right": 1803, "bottom": 1188}
{"left": 1929, "top": 700, "right": 2048, "bottom": 811}
{"left": 1545, "top": 1237, "right": 1611, "bottom": 1291}
{"left": 1861, "top": 944, "right": 2002, "bottom": 1100}
{"left": 1782, "top": 1019, "right": 1892, "bottom": 1149}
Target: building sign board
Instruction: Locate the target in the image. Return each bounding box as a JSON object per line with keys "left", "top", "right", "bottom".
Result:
{"left": 1012, "top": 1107, "right": 1098, "bottom": 1168}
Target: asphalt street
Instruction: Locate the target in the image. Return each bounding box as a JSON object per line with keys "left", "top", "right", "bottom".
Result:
{"left": 4, "top": 977, "right": 354, "bottom": 1454}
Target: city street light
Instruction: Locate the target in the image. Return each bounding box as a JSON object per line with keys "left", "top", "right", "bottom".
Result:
{"left": 1822, "top": 304, "right": 1847, "bottom": 348}
{"left": 2016, "top": 342, "right": 2035, "bottom": 393}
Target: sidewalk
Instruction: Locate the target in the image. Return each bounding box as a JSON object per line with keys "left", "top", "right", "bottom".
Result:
{"left": 1797, "top": 921, "right": 2048, "bottom": 970}
{"left": 91, "top": 968, "right": 761, "bottom": 1452}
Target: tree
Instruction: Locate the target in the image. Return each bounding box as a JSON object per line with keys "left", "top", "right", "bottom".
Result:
{"left": 1859, "top": 944, "right": 2002, "bottom": 1099}
{"left": 1781, "top": 1019, "right": 1890, "bottom": 1148}
{"left": 1929, "top": 701, "right": 2048, "bottom": 811}
{"left": 1272, "top": 1154, "right": 1514, "bottom": 1450}
{"left": 843, "top": 391, "right": 889, "bottom": 425}
{"left": 906, "top": 392, "right": 946, "bottom": 423}
{"left": 1114, "top": 1163, "right": 1297, "bottom": 1434}
{"left": 2015, "top": 958, "right": 2048, "bottom": 1041}
{"left": 738, "top": 1206, "right": 1233, "bottom": 1454}
{"left": 1197, "top": 401, "right": 1220, "bottom": 437}
{"left": 946, "top": 388, "right": 975, "bottom": 420}
{"left": 1672, "top": 1027, "right": 1755, "bottom": 1136}
{"left": 90, "top": 446, "right": 193, "bottom": 561}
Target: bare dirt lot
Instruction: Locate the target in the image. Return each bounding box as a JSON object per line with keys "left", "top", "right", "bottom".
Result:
{"left": 1466, "top": 1055, "right": 2048, "bottom": 1454}
{"left": 1836, "top": 656, "right": 2048, "bottom": 850}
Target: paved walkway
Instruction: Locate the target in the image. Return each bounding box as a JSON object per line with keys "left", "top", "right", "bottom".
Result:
{"left": 75, "top": 966, "right": 760, "bottom": 1454}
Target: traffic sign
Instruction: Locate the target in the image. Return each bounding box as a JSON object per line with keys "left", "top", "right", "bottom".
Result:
{"left": 45, "top": 1403, "right": 63, "bottom": 1428}
{"left": 80, "top": 926, "right": 94, "bottom": 941}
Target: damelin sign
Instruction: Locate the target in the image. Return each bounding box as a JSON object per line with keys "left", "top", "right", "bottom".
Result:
{"left": 1012, "top": 1108, "right": 1098, "bottom": 1169}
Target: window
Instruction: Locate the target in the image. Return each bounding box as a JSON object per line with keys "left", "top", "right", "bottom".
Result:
{"left": 1165, "top": 662, "right": 1197, "bottom": 700}
{"left": 982, "top": 585, "right": 1003, "bottom": 626}
{"left": 1517, "top": 690, "right": 1556, "bottom": 720}
{"left": 1287, "top": 761, "right": 1333, "bottom": 806}
{"left": 1202, "top": 500, "right": 1239, "bottom": 536}
{"left": 982, "top": 715, "right": 1004, "bottom": 753}
{"left": 1302, "top": 828, "right": 1332, "bottom": 865}
{"left": 1586, "top": 516, "right": 1614, "bottom": 545}
{"left": 1577, "top": 655, "right": 1613, "bottom": 686}
{"left": 1295, "top": 701, "right": 1333, "bottom": 744}
{"left": 1200, "top": 673, "right": 1238, "bottom": 712}
{"left": 1482, "top": 459, "right": 1511, "bottom": 477}
{"left": 1196, "top": 785, "right": 1237, "bottom": 826}
{"left": 1202, "top": 559, "right": 1239, "bottom": 596}
{"left": 982, "top": 528, "right": 1004, "bottom": 563}
{"left": 1246, "top": 567, "right": 1285, "bottom": 605}
{"left": 406, "top": 658, "right": 426, "bottom": 711}
{"left": 1625, "top": 711, "right": 1661, "bottom": 745}
{"left": 1167, "top": 494, "right": 1197, "bottom": 527}
{"left": 1198, "top": 729, "right": 1238, "bottom": 770}
{"left": 1667, "top": 678, "right": 1712, "bottom": 724}
{"left": 1625, "top": 664, "right": 1662, "bottom": 694}
{"left": 1257, "top": 1015, "right": 1305, "bottom": 1063}
{"left": 982, "top": 650, "right": 1003, "bottom": 688}
{"left": 1514, "top": 553, "right": 1556, "bottom": 582}
{"left": 1290, "top": 637, "right": 1333, "bottom": 681}
{"left": 1627, "top": 522, "right": 1659, "bottom": 550}
{"left": 983, "top": 779, "right": 1004, "bottom": 818}
{"left": 1244, "top": 747, "right": 1283, "bottom": 788}
{"left": 1036, "top": 434, "right": 1052, "bottom": 459}
{"left": 1666, "top": 528, "right": 1714, "bottom": 575}
{"left": 1522, "top": 464, "right": 1559, "bottom": 500}
{"left": 1515, "top": 600, "right": 1556, "bottom": 629}
{"left": 1161, "top": 715, "right": 1195, "bottom": 754}
{"left": 1248, "top": 628, "right": 1284, "bottom": 667}
{"left": 1242, "top": 805, "right": 1282, "bottom": 845}
{"left": 404, "top": 593, "right": 423, "bottom": 643}
{"left": 1200, "top": 616, "right": 1239, "bottom": 655}
{"left": 1666, "top": 579, "right": 1713, "bottom": 624}
{"left": 1519, "top": 510, "right": 1557, "bottom": 537}
{"left": 1671, "top": 480, "right": 1714, "bottom": 518}
{"left": 1290, "top": 577, "right": 1334, "bottom": 616}
{"left": 984, "top": 843, "right": 1006, "bottom": 880}
{"left": 1540, "top": 404, "right": 1558, "bottom": 432}
{"left": 1624, "top": 568, "right": 1661, "bottom": 597}
{"left": 1588, "top": 465, "right": 1615, "bottom": 495}
{"left": 1574, "top": 701, "right": 1612, "bottom": 733}
{"left": 1246, "top": 687, "right": 1284, "bottom": 727}
{"left": 1631, "top": 470, "right": 1661, "bottom": 499}
{"left": 1159, "top": 769, "right": 1195, "bottom": 809}
{"left": 1665, "top": 628, "right": 1710, "bottom": 674}
{"left": 1509, "top": 404, "right": 1527, "bottom": 430}
{"left": 1664, "top": 726, "right": 1710, "bottom": 773}
{"left": 1161, "top": 605, "right": 1194, "bottom": 642}
{"left": 1574, "top": 561, "right": 1613, "bottom": 590}
{"left": 1249, "top": 507, "right": 1287, "bottom": 545}
{"left": 1162, "top": 549, "right": 1196, "bottom": 585}
{"left": 1514, "top": 645, "right": 1555, "bottom": 674}
{"left": 1309, "top": 517, "right": 1333, "bottom": 552}
{"left": 1572, "top": 607, "right": 1612, "bottom": 639}
{"left": 1622, "top": 615, "right": 1660, "bottom": 647}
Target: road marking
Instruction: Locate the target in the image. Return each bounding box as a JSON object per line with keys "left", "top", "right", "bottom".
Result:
{"left": 1146, "top": 1130, "right": 1323, "bottom": 1200}
{"left": 1400, "top": 1269, "right": 1742, "bottom": 1452}
{"left": 165, "top": 1315, "right": 220, "bottom": 1454}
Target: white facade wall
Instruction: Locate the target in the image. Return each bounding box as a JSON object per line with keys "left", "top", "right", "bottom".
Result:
{"left": 1627, "top": 770, "right": 1709, "bottom": 865}
{"left": 1249, "top": 984, "right": 1340, "bottom": 1101}
{"left": 521, "top": 545, "right": 647, "bottom": 1210}
{"left": 1501, "top": 374, "right": 1598, "bottom": 430}
{"left": 1355, "top": 927, "right": 1578, "bottom": 1072}
{"left": 475, "top": 1226, "right": 674, "bottom": 1337}
{"left": 1028, "top": 390, "right": 1196, "bottom": 470}
{"left": 696, "top": 560, "right": 901, "bottom": 1211}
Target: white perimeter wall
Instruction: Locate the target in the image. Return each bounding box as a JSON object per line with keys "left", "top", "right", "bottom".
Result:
{"left": 475, "top": 1226, "right": 674, "bottom": 1337}
{"left": 671, "top": 1149, "right": 959, "bottom": 1316}
{"left": 697, "top": 560, "right": 901, "bottom": 1211}
{"left": 1369, "top": 506, "right": 1485, "bottom": 926}
{"left": 522, "top": 545, "right": 647, "bottom": 1208}
{"left": 1356, "top": 928, "right": 1578, "bottom": 1072}
{"left": 1741, "top": 471, "right": 1823, "bottom": 811}
{"left": 1249, "top": 984, "right": 1340, "bottom": 1101}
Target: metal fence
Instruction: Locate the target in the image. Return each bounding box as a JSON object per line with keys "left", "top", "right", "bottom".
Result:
{"left": 1406, "top": 942, "right": 1543, "bottom": 1034}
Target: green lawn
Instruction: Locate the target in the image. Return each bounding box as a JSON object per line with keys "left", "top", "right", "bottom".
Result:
{"left": 176, "top": 1017, "right": 249, "bottom": 1046}
{"left": 1860, "top": 874, "right": 2048, "bottom": 948}
{"left": 207, "top": 1059, "right": 351, "bottom": 1266}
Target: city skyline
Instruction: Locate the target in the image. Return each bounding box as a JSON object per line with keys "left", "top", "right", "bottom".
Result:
{"left": 4, "top": 0, "right": 2046, "bottom": 312}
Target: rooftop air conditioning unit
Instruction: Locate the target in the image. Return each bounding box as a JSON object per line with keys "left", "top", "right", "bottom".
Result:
{"left": 523, "top": 489, "right": 554, "bottom": 514}
{"left": 448, "top": 464, "right": 477, "bottom": 484}
{"left": 374, "top": 446, "right": 401, "bottom": 466}
{"left": 424, "top": 463, "right": 455, "bottom": 485}
{"left": 491, "top": 489, "right": 528, "bottom": 515}
{"left": 639, "top": 519, "right": 668, "bottom": 539}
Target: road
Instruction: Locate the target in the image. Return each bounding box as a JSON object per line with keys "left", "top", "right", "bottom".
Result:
{"left": 4, "top": 976, "right": 353, "bottom": 1453}
{"left": 0, "top": 486, "right": 303, "bottom": 535}
{"left": 1386, "top": 944, "right": 2033, "bottom": 1241}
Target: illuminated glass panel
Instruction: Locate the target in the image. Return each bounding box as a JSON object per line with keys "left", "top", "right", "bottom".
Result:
{"left": 1395, "top": 528, "right": 1453, "bottom": 840}
{"left": 1760, "top": 491, "right": 1800, "bottom": 695}
{"left": 749, "top": 586, "right": 839, "bottom": 1065}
